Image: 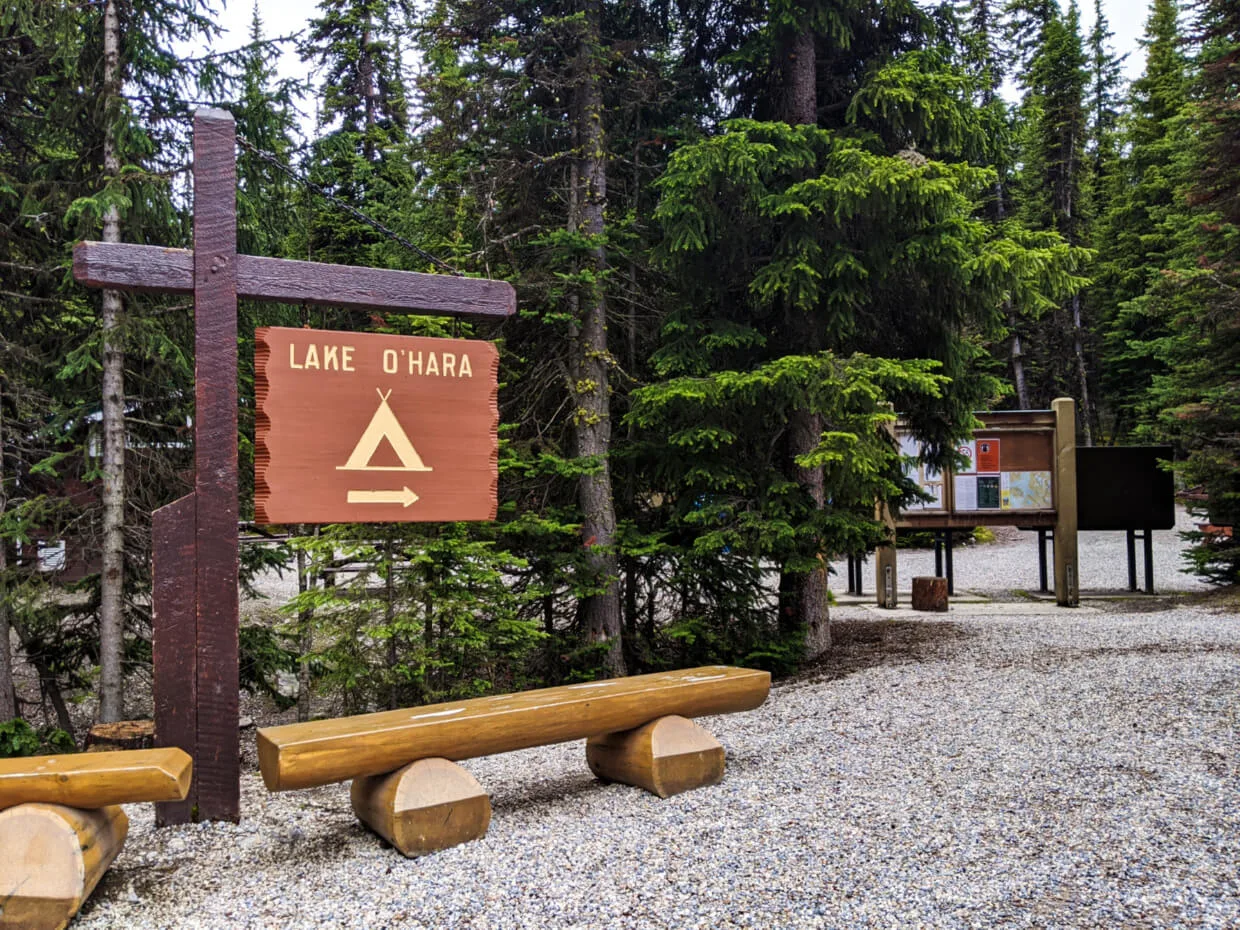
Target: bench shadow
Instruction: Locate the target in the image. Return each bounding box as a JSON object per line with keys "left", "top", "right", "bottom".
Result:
{"left": 793, "top": 617, "right": 971, "bottom": 686}
{"left": 487, "top": 770, "right": 604, "bottom": 814}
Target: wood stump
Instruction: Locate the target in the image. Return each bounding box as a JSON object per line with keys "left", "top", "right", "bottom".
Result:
{"left": 85, "top": 720, "right": 155, "bottom": 752}
{"left": 0, "top": 803, "right": 128, "bottom": 930}
{"left": 586, "top": 715, "right": 724, "bottom": 798}
{"left": 351, "top": 758, "right": 491, "bottom": 857}
{"left": 911, "top": 576, "right": 949, "bottom": 612}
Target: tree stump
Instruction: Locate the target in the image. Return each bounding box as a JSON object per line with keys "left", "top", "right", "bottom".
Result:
{"left": 911, "top": 576, "right": 949, "bottom": 612}
{"left": 85, "top": 720, "right": 155, "bottom": 752}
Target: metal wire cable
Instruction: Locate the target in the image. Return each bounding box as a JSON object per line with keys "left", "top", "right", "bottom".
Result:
{"left": 235, "top": 135, "right": 464, "bottom": 277}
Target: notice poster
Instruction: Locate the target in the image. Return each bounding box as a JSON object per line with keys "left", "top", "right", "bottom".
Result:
{"left": 956, "top": 441, "right": 977, "bottom": 474}
{"left": 977, "top": 475, "right": 1002, "bottom": 509}
{"left": 976, "top": 438, "right": 1001, "bottom": 472}
{"left": 954, "top": 475, "right": 977, "bottom": 511}
{"left": 900, "top": 434, "right": 945, "bottom": 511}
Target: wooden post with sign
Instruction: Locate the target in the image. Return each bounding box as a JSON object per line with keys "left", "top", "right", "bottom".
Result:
{"left": 73, "top": 109, "right": 515, "bottom": 824}
{"left": 1052, "top": 398, "right": 1080, "bottom": 607}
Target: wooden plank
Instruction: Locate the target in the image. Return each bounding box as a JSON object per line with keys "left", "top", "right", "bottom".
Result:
{"left": 73, "top": 242, "right": 518, "bottom": 319}
{"left": 897, "top": 511, "right": 1057, "bottom": 531}
{"left": 152, "top": 493, "right": 197, "bottom": 825}
{"left": 258, "top": 666, "right": 770, "bottom": 791}
{"left": 254, "top": 328, "right": 499, "bottom": 524}
{"left": 192, "top": 109, "right": 240, "bottom": 822}
{"left": 0, "top": 803, "right": 127, "bottom": 930}
{"left": 0, "top": 749, "right": 192, "bottom": 809}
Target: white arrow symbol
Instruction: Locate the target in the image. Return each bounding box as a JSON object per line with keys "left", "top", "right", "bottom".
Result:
{"left": 347, "top": 487, "right": 420, "bottom": 508}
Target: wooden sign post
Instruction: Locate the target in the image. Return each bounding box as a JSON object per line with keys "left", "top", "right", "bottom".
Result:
{"left": 74, "top": 109, "right": 515, "bottom": 823}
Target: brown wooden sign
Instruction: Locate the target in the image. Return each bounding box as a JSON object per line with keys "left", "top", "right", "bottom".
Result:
{"left": 254, "top": 327, "right": 498, "bottom": 524}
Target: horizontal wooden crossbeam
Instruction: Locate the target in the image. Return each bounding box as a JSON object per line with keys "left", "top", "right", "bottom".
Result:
{"left": 258, "top": 666, "right": 770, "bottom": 791}
{"left": 73, "top": 241, "right": 517, "bottom": 319}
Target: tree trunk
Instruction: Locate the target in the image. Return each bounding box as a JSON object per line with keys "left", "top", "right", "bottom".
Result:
{"left": 779, "top": 24, "right": 830, "bottom": 657}
{"left": 571, "top": 0, "right": 625, "bottom": 677}
{"left": 1071, "top": 293, "right": 1093, "bottom": 445}
{"left": 1009, "top": 309, "right": 1030, "bottom": 409}
{"left": 295, "top": 531, "right": 314, "bottom": 723}
{"left": 384, "top": 539, "right": 397, "bottom": 709}
{"left": 98, "top": 0, "right": 127, "bottom": 723}
{"left": 0, "top": 383, "right": 15, "bottom": 722}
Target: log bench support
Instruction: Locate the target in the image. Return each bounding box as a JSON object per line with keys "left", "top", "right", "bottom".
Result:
{"left": 0, "top": 803, "right": 128, "bottom": 930}
{"left": 586, "top": 715, "right": 724, "bottom": 798}
{"left": 0, "top": 748, "right": 192, "bottom": 930}
{"left": 351, "top": 758, "right": 491, "bottom": 858}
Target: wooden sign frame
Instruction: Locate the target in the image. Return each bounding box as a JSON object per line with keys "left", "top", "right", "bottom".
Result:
{"left": 73, "top": 109, "right": 516, "bottom": 823}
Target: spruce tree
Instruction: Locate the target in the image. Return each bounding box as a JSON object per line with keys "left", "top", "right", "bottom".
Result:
{"left": 1012, "top": 2, "right": 1094, "bottom": 425}
{"left": 1142, "top": 0, "right": 1240, "bottom": 581}
{"left": 1095, "top": 0, "right": 1188, "bottom": 439}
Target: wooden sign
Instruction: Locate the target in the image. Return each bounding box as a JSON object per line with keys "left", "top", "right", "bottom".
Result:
{"left": 74, "top": 109, "right": 515, "bottom": 826}
{"left": 255, "top": 327, "right": 498, "bottom": 524}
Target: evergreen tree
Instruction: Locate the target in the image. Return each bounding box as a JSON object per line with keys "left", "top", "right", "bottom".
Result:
{"left": 1142, "top": 0, "right": 1240, "bottom": 581}
{"left": 0, "top": 0, "right": 217, "bottom": 726}
{"left": 649, "top": 1, "right": 1088, "bottom": 659}
{"left": 1012, "top": 2, "right": 1094, "bottom": 428}
{"left": 1095, "top": 0, "right": 1188, "bottom": 439}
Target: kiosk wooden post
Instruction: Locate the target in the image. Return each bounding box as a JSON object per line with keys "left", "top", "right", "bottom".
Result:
{"left": 1052, "top": 398, "right": 1080, "bottom": 606}
{"left": 73, "top": 108, "right": 516, "bottom": 824}
{"left": 874, "top": 499, "right": 898, "bottom": 608}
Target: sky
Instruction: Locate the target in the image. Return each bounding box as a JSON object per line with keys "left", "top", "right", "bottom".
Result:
{"left": 188, "top": 0, "right": 1157, "bottom": 118}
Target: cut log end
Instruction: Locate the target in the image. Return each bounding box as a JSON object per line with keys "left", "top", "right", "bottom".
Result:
{"left": 0, "top": 803, "right": 128, "bottom": 930}
{"left": 911, "top": 576, "right": 949, "bottom": 612}
{"left": 86, "top": 720, "right": 155, "bottom": 752}
{"left": 350, "top": 758, "right": 490, "bottom": 858}
{"left": 586, "top": 715, "right": 725, "bottom": 798}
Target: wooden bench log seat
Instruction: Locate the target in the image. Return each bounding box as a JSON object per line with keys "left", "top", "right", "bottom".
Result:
{"left": 0, "top": 748, "right": 192, "bottom": 930}
{"left": 258, "top": 666, "right": 769, "bottom": 857}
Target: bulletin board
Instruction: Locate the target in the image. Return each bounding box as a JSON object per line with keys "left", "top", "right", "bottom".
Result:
{"left": 896, "top": 410, "right": 1058, "bottom": 529}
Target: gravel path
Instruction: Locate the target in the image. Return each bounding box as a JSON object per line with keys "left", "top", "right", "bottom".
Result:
{"left": 72, "top": 511, "right": 1238, "bottom": 929}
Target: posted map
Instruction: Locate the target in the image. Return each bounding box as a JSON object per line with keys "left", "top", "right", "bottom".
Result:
{"left": 1001, "top": 471, "right": 1053, "bottom": 510}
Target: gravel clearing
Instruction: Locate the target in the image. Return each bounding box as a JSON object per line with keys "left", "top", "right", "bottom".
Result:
{"left": 72, "top": 512, "right": 1238, "bottom": 929}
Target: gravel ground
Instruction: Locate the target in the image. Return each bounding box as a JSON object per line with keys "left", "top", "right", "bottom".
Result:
{"left": 71, "top": 509, "right": 1238, "bottom": 930}
{"left": 830, "top": 506, "right": 1212, "bottom": 598}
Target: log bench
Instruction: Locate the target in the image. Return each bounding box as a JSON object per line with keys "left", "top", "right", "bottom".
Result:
{"left": 0, "top": 747, "right": 192, "bottom": 930}
{"left": 257, "top": 665, "right": 770, "bottom": 857}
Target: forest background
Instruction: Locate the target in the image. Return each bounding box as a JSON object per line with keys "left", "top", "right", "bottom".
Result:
{"left": 1, "top": 0, "right": 1238, "bottom": 749}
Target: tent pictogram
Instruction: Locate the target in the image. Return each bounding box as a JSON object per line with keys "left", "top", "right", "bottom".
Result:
{"left": 337, "top": 389, "right": 433, "bottom": 472}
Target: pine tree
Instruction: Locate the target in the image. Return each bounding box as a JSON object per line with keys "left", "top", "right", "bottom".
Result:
{"left": 1, "top": 0, "right": 214, "bottom": 725}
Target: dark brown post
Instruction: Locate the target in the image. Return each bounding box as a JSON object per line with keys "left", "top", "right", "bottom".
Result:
{"left": 191, "top": 109, "right": 240, "bottom": 821}
{"left": 152, "top": 493, "right": 196, "bottom": 824}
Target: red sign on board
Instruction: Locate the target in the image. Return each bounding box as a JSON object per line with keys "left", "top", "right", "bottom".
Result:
{"left": 254, "top": 327, "right": 498, "bottom": 524}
